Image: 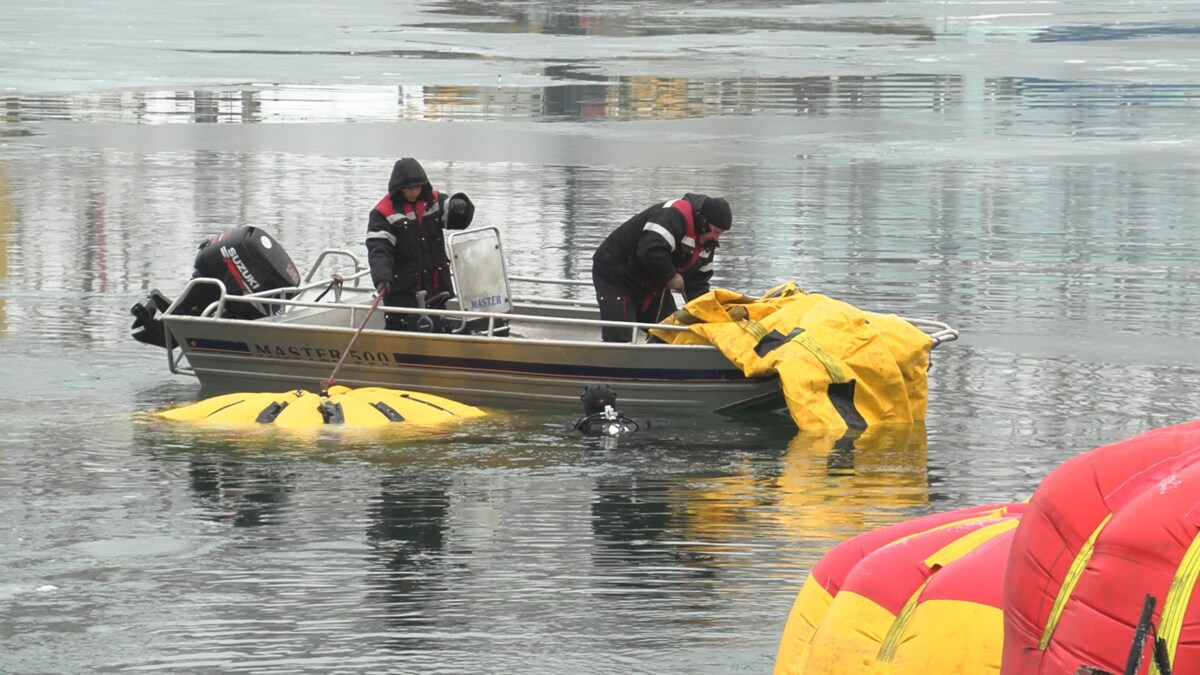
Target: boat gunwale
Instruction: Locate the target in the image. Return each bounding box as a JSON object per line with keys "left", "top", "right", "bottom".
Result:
{"left": 162, "top": 274, "right": 960, "bottom": 347}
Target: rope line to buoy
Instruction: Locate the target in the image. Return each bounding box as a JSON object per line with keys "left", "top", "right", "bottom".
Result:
{"left": 311, "top": 274, "right": 345, "bottom": 303}
{"left": 319, "top": 291, "right": 384, "bottom": 397}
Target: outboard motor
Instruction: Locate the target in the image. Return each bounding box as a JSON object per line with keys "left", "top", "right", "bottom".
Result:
{"left": 130, "top": 226, "right": 301, "bottom": 348}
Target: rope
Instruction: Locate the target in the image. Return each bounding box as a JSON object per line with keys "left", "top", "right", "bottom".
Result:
{"left": 319, "top": 291, "right": 384, "bottom": 397}
{"left": 644, "top": 289, "right": 670, "bottom": 343}
{"left": 311, "top": 274, "right": 345, "bottom": 303}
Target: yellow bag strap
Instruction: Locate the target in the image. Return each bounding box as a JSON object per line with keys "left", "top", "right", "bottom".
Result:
{"left": 877, "top": 518, "right": 1018, "bottom": 664}
{"left": 795, "top": 333, "right": 846, "bottom": 383}
{"left": 739, "top": 320, "right": 847, "bottom": 383}
{"left": 1151, "top": 532, "right": 1200, "bottom": 674}
{"left": 1040, "top": 512, "right": 1113, "bottom": 650}
{"left": 876, "top": 576, "right": 933, "bottom": 663}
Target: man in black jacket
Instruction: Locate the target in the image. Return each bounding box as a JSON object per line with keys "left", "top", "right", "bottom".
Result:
{"left": 366, "top": 158, "right": 475, "bottom": 331}
{"left": 591, "top": 193, "right": 732, "bottom": 342}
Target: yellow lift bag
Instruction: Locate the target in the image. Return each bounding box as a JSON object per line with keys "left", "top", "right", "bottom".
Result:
{"left": 650, "top": 283, "right": 934, "bottom": 432}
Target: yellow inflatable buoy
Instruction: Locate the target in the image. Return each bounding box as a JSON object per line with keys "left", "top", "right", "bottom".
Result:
{"left": 155, "top": 292, "right": 486, "bottom": 430}
{"left": 157, "top": 385, "right": 485, "bottom": 429}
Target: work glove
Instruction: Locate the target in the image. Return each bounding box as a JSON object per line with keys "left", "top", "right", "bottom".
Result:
{"left": 375, "top": 279, "right": 390, "bottom": 295}
{"left": 448, "top": 197, "right": 467, "bottom": 215}
{"left": 666, "top": 274, "right": 684, "bottom": 292}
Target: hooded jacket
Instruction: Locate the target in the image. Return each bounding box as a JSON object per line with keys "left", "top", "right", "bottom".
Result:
{"left": 366, "top": 158, "right": 474, "bottom": 306}
{"left": 591, "top": 192, "right": 723, "bottom": 303}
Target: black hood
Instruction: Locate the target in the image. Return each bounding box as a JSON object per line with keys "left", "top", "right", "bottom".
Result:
{"left": 388, "top": 158, "right": 433, "bottom": 204}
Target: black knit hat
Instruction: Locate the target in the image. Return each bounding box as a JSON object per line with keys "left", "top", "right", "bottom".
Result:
{"left": 700, "top": 197, "right": 731, "bottom": 231}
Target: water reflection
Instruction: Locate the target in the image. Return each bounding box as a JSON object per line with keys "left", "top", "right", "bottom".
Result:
{"left": 365, "top": 475, "right": 452, "bottom": 651}
{"left": 0, "top": 163, "right": 9, "bottom": 331}
{"left": 776, "top": 424, "right": 929, "bottom": 533}
{"left": 367, "top": 478, "right": 450, "bottom": 568}
{"left": 591, "top": 476, "right": 718, "bottom": 585}
{"left": 136, "top": 414, "right": 930, "bottom": 565}
{"left": 584, "top": 421, "right": 929, "bottom": 588}
{"left": 423, "top": 0, "right": 871, "bottom": 38}
{"left": 4, "top": 71, "right": 1197, "bottom": 126}
{"left": 131, "top": 422, "right": 309, "bottom": 527}
{"left": 435, "top": 0, "right": 603, "bottom": 37}
{"left": 188, "top": 458, "right": 297, "bottom": 527}
{"left": 671, "top": 424, "right": 929, "bottom": 554}
{"left": 1033, "top": 23, "right": 1200, "bottom": 42}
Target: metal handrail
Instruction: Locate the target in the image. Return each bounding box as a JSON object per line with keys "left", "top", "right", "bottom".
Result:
{"left": 509, "top": 275, "right": 591, "bottom": 287}
{"left": 509, "top": 294, "right": 958, "bottom": 344}
{"left": 903, "top": 318, "right": 959, "bottom": 345}
{"left": 171, "top": 284, "right": 695, "bottom": 335}
{"left": 510, "top": 274, "right": 959, "bottom": 344}
{"left": 160, "top": 246, "right": 960, "bottom": 377}
{"left": 166, "top": 278, "right": 958, "bottom": 345}
{"left": 302, "top": 249, "right": 366, "bottom": 284}
{"left": 510, "top": 294, "right": 594, "bottom": 307}
{"left": 161, "top": 277, "right": 228, "bottom": 375}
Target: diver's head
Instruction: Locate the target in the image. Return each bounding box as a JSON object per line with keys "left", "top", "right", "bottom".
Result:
{"left": 581, "top": 383, "right": 617, "bottom": 417}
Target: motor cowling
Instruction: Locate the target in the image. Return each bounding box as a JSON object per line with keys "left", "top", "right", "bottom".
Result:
{"left": 192, "top": 226, "right": 300, "bottom": 297}
{"left": 129, "top": 226, "right": 301, "bottom": 347}
{"left": 187, "top": 226, "right": 300, "bottom": 320}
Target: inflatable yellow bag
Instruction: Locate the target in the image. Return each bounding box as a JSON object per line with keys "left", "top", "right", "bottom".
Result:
{"left": 652, "top": 285, "right": 933, "bottom": 432}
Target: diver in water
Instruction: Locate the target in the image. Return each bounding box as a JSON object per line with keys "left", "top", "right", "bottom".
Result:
{"left": 571, "top": 384, "right": 641, "bottom": 437}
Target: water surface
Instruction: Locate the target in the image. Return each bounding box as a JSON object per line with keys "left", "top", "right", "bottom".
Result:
{"left": 3, "top": 0, "right": 1200, "bottom": 672}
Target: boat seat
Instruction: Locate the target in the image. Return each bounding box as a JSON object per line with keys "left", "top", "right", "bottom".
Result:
{"left": 446, "top": 227, "right": 512, "bottom": 337}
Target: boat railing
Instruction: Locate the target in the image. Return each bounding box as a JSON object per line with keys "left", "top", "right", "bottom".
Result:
{"left": 280, "top": 246, "right": 959, "bottom": 346}
{"left": 159, "top": 276, "right": 705, "bottom": 376}
{"left": 509, "top": 274, "right": 958, "bottom": 345}
{"left": 301, "top": 248, "right": 369, "bottom": 287}
{"left": 169, "top": 278, "right": 694, "bottom": 333}
{"left": 168, "top": 275, "right": 961, "bottom": 347}
{"left": 509, "top": 275, "right": 590, "bottom": 287}
{"left": 908, "top": 319, "right": 959, "bottom": 346}
{"left": 160, "top": 250, "right": 958, "bottom": 375}
{"left": 508, "top": 275, "right": 593, "bottom": 306}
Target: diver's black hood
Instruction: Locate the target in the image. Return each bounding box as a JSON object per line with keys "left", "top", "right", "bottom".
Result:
{"left": 388, "top": 158, "right": 433, "bottom": 204}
